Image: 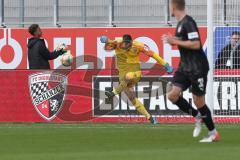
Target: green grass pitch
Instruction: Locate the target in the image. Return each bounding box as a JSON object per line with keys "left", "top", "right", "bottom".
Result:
{"left": 0, "top": 123, "right": 239, "bottom": 160}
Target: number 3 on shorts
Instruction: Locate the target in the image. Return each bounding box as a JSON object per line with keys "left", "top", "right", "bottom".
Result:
{"left": 198, "top": 78, "right": 204, "bottom": 91}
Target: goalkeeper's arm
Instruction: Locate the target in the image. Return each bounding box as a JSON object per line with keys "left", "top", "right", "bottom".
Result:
{"left": 100, "top": 36, "right": 118, "bottom": 51}
{"left": 141, "top": 44, "right": 173, "bottom": 74}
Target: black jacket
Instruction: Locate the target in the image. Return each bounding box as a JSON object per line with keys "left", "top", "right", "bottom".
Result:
{"left": 215, "top": 44, "right": 240, "bottom": 69}
{"left": 27, "top": 38, "right": 63, "bottom": 69}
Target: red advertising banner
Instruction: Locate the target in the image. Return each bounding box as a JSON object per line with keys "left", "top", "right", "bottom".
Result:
{"left": 0, "top": 27, "right": 207, "bottom": 69}
{"left": 0, "top": 70, "right": 196, "bottom": 123}
{"left": 1, "top": 69, "right": 240, "bottom": 123}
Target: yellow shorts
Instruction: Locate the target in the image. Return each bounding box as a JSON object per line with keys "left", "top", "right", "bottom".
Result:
{"left": 119, "top": 70, "right": 142, "bottom": 88}
{"left": 114, "top": 63, "right": 141, "bottom": 94}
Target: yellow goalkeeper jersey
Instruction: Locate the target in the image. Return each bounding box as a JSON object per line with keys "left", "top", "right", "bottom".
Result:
{"left": 104, "top": 38, "right": 167, "bottom": 77}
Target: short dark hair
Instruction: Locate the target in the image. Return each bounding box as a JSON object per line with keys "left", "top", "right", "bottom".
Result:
{"left": 232, "top": 31, "right": 240, "bottom": 36}
{"left": 123, "top": 34, "right": 132, "bottom": 42}
{"left": 171, "top": 0, "right": 185, "bottom": 11}
{"left": 28, "top": 24, "right": 39, "bottom": 36}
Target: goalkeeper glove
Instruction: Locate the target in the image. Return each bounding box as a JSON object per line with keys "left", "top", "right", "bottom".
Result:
{"left": 164, "top": 63, "right": 174, "bottom": 74}
{"left": 100, "top": 36, "right": 108, "bottom": 43}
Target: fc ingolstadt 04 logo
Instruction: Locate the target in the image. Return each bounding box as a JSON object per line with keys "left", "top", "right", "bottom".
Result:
{"left": 28, "top": 72, "right": 67, "bottom": 121}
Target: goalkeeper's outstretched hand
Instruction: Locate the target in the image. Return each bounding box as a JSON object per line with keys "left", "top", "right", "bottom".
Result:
{"left": 100, "top": 36, "right": 108, "bottom": 43}
{"left": 164, "top": 63, "right": 174, "bottom": 74}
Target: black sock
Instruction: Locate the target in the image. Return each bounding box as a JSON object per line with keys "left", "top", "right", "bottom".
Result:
{"left": 174, "top": 97, "right": 198, "bottom": 117}
{"left": 198, "top": 105, "right": 215, "bottom": 131}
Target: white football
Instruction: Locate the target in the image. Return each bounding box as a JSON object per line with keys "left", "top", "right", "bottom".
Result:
{"left": 60, "top": 51, "right": 73, "bottom": 67}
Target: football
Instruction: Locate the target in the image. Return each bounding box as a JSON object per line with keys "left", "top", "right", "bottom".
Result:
{"left": 60, "top": 51, "right": 73, "bottom": 67}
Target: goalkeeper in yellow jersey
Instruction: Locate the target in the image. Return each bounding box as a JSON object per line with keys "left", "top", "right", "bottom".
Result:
{"left": 100, "top": 34, "right": 173, "bottom": 124}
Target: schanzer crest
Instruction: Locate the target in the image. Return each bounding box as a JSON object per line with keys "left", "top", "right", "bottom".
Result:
{"left": 28, "top": 72, "right": 67, "bottom": 121}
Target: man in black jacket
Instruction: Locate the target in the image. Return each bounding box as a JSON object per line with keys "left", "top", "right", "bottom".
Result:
{"left": 215, "top": 31, "right": 240, "bottom": 69}
{"left": 27, "top": 24, "right": 66, "bottom": 69}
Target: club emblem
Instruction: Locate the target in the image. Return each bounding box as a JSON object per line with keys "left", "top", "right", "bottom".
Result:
{"left": 28, "top": 72, "right": 67, "bottom": 121}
